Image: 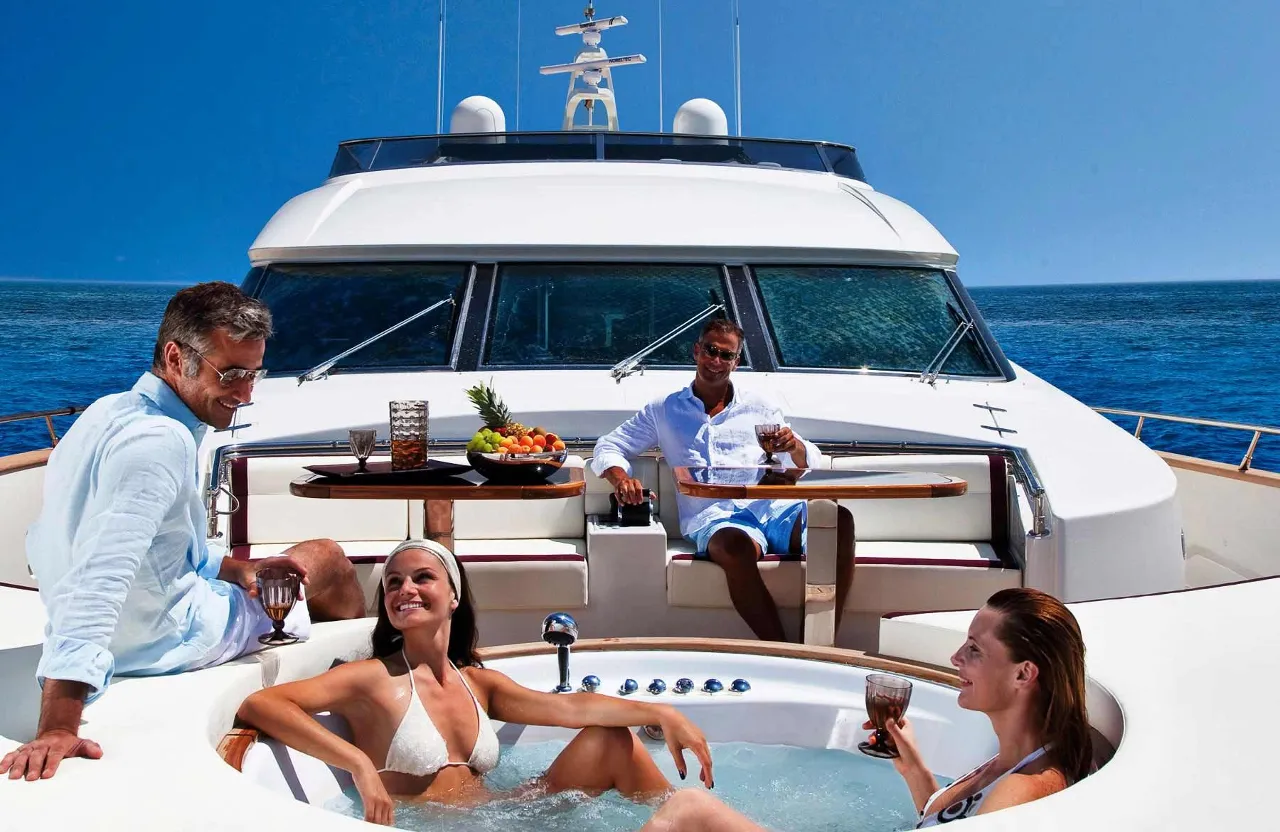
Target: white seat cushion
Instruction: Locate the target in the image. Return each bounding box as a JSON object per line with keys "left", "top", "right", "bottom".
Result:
{"left": 441, "top": 456, "right": 588, "bottom": 540}
{"left": 453, "top": 539, "right": 587, "bottom": 610}
{"left": 666, "top": 540, "right": 805, "bottom": 609}
{"left": 664, "top": 539, "right": 1015, "bottom": 612}
{"left": 850, "top": 541, "right": 1020, "bottom": 613}
{"left": 233, "top": 455, "right": 411, "bottom": 546}
{"left": 854, "top": 540, "right": 1001, "bottom": 567}
{"left": 829, "top": 455, "right": 995, "bottom": 542}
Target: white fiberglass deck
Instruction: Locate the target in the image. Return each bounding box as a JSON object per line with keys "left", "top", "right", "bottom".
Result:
{"left": 3, "top": 579, "right": 1278, "bottom": 829}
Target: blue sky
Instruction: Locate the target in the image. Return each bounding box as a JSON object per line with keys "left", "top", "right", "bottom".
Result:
{"left": 2, "top": 0, "right": 1276, "bottom": 287}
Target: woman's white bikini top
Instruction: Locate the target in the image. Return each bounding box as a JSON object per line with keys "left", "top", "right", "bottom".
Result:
{"left": 915, "top": 746, "right": 1049, "bottom": 827}
{"left": 377, "top": 651, "right": 500, "bottom": 777}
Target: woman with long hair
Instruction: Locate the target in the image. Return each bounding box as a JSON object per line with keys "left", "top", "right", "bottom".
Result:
{"left": 640, "top": 587, "right": 1091, "bottom": 831}
{"left": 237, "top": 540, "right": 713, "bottom": 826}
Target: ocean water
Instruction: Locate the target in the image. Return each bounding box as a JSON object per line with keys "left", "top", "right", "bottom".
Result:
{"left": 0, "top": 278, "right": 1276, "bottom": 471}
{"left": 325, "top": 740, "right": 919, "bottom": 832}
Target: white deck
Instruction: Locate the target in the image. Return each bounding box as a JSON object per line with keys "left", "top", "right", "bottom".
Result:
{"left": 2, "top": 579, "right": 1276, "bottom": 830}
{"left": 880, "top": 577, "right": 1280, "bottom": 830}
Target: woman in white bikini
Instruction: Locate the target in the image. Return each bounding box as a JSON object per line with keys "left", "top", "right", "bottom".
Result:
{"left": 640, "top": 587, "right": 1091, "bottom": 831}
{"left": 237, "top": 539, "right": 713, "bottom": 826}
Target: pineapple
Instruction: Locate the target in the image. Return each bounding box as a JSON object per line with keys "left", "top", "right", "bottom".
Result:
{"left": 465, "top": 380, "right": 528, "bottom": 437}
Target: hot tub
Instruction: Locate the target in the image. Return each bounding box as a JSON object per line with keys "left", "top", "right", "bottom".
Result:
{"left": 236, "top": 641, "right": 1001, "bottom": 831}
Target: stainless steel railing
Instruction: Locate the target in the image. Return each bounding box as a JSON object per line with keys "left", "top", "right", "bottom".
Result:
{"left": 0, "top": 405, "right": 89, "bottom": 446}
{"left": 1092, "top": 407, "right": 1278, "bottom": 472}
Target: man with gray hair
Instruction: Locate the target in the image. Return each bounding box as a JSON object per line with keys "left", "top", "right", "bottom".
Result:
{"left": 2, "top": 281, "right": 365, "bottom": 782}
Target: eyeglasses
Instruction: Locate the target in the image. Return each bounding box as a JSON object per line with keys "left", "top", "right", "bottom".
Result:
{"left": 698, "top": 343, "right": 740, "bottom": 362}
{"left": 180, "top": 344, "right": 269, "bottom": 387}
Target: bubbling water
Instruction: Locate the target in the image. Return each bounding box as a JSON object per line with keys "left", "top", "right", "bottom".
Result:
{"left": 327, "top": 740, "right": 924, "bottom": 831}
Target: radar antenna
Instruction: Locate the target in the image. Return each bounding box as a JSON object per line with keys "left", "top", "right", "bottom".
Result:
{"left": 539, "top": 3, "right": 646, "bottom": 131}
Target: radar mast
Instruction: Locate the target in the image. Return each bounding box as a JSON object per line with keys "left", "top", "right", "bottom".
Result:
{"left": 538, "top": 2, "right": 646, "bottom": 131}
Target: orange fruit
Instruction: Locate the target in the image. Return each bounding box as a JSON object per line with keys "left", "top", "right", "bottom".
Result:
{"left": 552, "top": 440, "right": 566, "bottom": 451}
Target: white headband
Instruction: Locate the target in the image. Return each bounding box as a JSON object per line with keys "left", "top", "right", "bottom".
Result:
{"left": 385, "top": 538, "right": 461, "bottom": 598}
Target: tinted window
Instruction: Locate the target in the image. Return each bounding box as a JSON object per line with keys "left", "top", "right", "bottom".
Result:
{"left": 755, "top": 266, "right": 997, "bottom": 375}
{"left": 256, "top": 264, "right": 467, "bottom": 374}
{"left": 484, "top": 264, "right": 737, "bottom": 367}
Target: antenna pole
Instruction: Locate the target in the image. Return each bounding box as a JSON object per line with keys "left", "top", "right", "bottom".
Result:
{"left": 436, "top": 0, "right": 447, "bottom": 133}
{"left": 657, "top": 0, "right": 664, "bottom": 131}
{"left": 516, "top": 0, "right": 522, "bottom": 130}
{"left": 732, "top": 0, "right": 742, "bottom": 136}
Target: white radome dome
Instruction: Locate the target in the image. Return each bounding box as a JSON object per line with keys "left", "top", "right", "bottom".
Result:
{"left": 450, "top": 96, "right": 507, "bottom": 133}
{"left": 673, "top": 98, "right": 729, "bottom": 136}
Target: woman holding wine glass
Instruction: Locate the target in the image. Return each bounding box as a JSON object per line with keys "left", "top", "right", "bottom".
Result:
{"left": 640, "top": 587, "right": 1092, "bottom": 830}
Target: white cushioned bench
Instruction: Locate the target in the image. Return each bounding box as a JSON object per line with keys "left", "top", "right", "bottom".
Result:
{"left": 651, "top": 454, "right": 1020, "bottom": 614}
{"left": 226, "top": 454, "right": 589, "bottom": 614}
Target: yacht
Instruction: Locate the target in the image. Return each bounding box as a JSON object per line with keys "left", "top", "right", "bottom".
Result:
{"left": 1, "top": 6, "right": 1277, "bottom": 830}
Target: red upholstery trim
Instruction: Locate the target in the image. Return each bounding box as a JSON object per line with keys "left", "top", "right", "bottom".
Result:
{"left": 0, "top": 580, "right": 38, "bottom": 592}
{"left": 232, "top": 552, "right": 585, "bottom": 564}
{"left": 670, "top": 554, "right": 801, "bottom": 563}
{"left": 988, "top": 454, "right": 1010, "bottom": 564}
{"left": 855, "top": 557, "right": 1004, "bottom": 569}
{"left": 458, "top": 554, "right": 585, "bottom": 563}
{"left": 229, "top": 457, "right": 248, "bottom": 549}
{"left": 348, "top": 555, "right": 390, "bottom": 565}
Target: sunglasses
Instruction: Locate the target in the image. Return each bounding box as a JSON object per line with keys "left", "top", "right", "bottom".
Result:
{"left": 181, "top": 344, "right": 269, "bottom": 387}
{"left": 699, "top": 343, "right": 740, "bottom": 362}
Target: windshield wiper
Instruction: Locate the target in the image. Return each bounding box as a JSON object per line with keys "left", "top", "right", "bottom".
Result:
{"left": 297, "top": 294, "right": 456, "bottom": 384}
{"left": 919, "top": 303, "right": 976, "bottom": 386}
{"left": 610, "top": 296, "right": 727, "bottom": 383}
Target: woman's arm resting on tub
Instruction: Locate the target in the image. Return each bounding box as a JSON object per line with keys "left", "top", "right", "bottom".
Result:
{"left": 237, "top": 659, "right": 384, "bottom": 777}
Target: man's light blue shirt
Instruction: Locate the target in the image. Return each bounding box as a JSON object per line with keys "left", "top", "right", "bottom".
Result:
{"left": 27, "top": 372, "right": 241, "bottom": 703}
{"left": 591, "top": 383, "right": 822, "bottom": 539}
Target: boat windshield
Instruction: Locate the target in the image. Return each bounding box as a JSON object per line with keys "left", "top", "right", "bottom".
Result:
{"left": 329, "top": 132, "right": 866, "bottom": 183}
{"left": 484, "top": 264, "right": 742, "bottom": 368}
{"left": 255, "top": 263, "right": 467, "bottom": 374}
{"left": 754, "top": 266, "right": 998, "bottom": 376}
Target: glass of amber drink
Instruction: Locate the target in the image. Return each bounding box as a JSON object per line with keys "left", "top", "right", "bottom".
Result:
{"left": 858, "top": 673, "right": 914, "bottom": 758}
{"left": 389, "top": 400, "right": 429, "bottom": 470}
{"left": 256, "top": 567, "right": 301, "bottom": 646}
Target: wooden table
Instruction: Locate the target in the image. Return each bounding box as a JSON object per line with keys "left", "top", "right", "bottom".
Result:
{"left": 672, "top": 466, "right": 968, "bottom": 500}
{"left": 290, "top": 467, "right": 585, "bottom": 552}
{"left": 673, "top": 466, "right": 968, "bottom": 647}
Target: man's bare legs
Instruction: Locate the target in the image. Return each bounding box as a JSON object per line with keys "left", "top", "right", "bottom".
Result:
{"left": 705, "top": 528, "right": 786, "bottom": 642}
{"left": 279, "top": 539, "right": 366, "bottom": 620}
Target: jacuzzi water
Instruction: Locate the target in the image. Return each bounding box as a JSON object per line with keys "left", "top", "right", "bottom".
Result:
{"left": 326, "top": 739, "right": 929, "bottom": 831}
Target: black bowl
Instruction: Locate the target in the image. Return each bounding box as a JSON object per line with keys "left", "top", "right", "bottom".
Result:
{"left": 466, "top": 450, "right": 567, "bottom": 484}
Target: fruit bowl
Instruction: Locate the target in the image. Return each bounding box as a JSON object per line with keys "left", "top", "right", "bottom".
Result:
{"left": 466, "top": 450, "right": 568, "bottom": 484}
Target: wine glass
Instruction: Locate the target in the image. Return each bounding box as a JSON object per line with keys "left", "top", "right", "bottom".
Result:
{"left": 858, "top": 673, "right": 913, "bottom": 758}
{"left": 754, "top": 423, "right": 782, "bottom": 465}
{"left": 348, "top": 429, "right": 377, "bottom": 471}
{"left": 256, "top": 566, "right": 301, "bottom": 646}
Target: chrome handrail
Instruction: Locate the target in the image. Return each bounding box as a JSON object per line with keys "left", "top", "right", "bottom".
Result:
{"left": 1092, "top": 407, "right": 1278, "bottom": 472}
{"left": 0, "top": 405, "right": 90, "bottom": 446}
